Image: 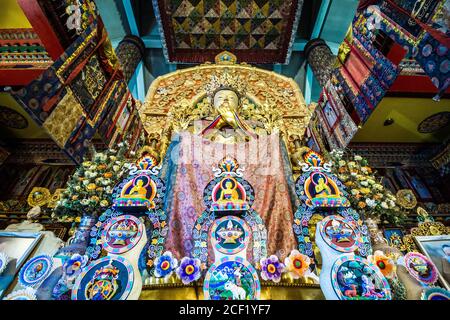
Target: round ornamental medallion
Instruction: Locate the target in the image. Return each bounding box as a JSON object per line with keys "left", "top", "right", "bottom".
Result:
{"left": 3, "top": 287, "right": 37, "bottom": 300}
{"left": 0, "top": 252, "right": 9, "bottom": 275}
{"left": 71, "top": 256, "right": 134, "bottom": 300}
{"left": 319, "top": 215, "right": 360, "bottom": 253}
{"left": 0, "top": 106, "right": 28, "bottom": 129}
{"left": 404, "top": 252, "right": 438, "bottom": 285}
{"left": 18, "top": 254, "right": 53, "bottom": 288}
{"left": 211, "top": 216, "right": 250, "bottom": 255}
{"left": 331, "top": 255, "right": 391, "bottom": 300}
{"left": 421, "top": 287, "right": 450, "bottom": 300}
{"left": 203, "top": 256, "right": 260, "bottom": 300}
{"left": 101, "top": 215, "right": 144, "bottom": 254}
{"left": 417, "top": 112, "right": 450, "bottom": 133}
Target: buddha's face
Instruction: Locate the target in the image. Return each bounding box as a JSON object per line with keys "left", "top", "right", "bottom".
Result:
{"left": 136, "top": 180, "right": 144, "bottom": 187}
{"left": 318, "top": 178, "right": 325, "bottom": 184}
{"left": 213, "top": 89, "right": 239, "bottom": 110}
{"left": 225, "top": 181, "right": 233, "bottom": 189}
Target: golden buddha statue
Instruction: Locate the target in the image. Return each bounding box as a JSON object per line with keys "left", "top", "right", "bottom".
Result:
{"left": 202, "top": 69, "right": 255, "bottom": 139}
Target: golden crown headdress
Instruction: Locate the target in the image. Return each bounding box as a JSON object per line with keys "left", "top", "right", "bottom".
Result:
{"left": 204, "top": 68, "right": 247, "bottom": 101}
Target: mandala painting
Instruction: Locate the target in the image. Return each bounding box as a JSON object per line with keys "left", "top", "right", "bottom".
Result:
{"left": 71, "top": 256, "right": 134, "bottom": 300}
{"left": 331, "top": 255, "right": 391, "bottom": 300}
{"left": 101, "top": 215, "right": 144, "bottom": 254}
{"left": 18, "top": 254, "right": 54, "bottom": 288}
{"left": 203, "top": 256, "right": 260, "bottom": 300}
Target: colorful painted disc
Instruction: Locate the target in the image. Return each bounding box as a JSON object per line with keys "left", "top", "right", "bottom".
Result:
{"left": 331, "top": 255, "right": 391, "bottom": 300}
{"left": 18, "top": 254, "right": 53, "bottom": 288}
{"left": 3, "top": 287, "right": 37, "bottom": 300}
{"left": 101, "top": 215, "right": 144, "bottom": 254}
{"left": 319, "top": 215, "right": 360, "bottom": 253}
{"left": 71, "top": 256, "right": 134, "bottom": 300}
{"left": 203, "top": 256, "right": 260, "bottom": 300}
{"left": 211, "top": 216, "right": 250, "bottom": 255}
{"left": 421, "top": 287, "right": 450, "bottom": 300}
{"left": 404, "top": 252, "right": 439, "bottom": 285}
{"left": 0, "top": 252, "right": 9, "bottom": 275}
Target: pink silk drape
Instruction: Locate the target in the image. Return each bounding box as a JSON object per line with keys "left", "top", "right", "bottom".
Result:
{"left": 163, "top": 131, "right": 297, "bottom": 261}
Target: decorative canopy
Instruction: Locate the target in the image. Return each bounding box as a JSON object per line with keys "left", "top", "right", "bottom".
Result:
{"left": 153, "top": 0, "right": 304, "bottom": 64}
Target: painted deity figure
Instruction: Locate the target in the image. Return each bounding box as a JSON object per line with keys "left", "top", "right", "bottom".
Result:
{"left": 123, "top": 179, "right": 147, "bottom": 199}
{"left": 118, "top": 175, "right": 157, "bottom": 209}
{"left": 218, "top": 180, "right": 243, "bottom": 204}
{"left": 315, "top": 177, "right": 333, "bottom": 197}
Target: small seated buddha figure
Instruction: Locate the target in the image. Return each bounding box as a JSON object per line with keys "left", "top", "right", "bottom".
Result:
{"left": 211, "top": 178, "right": 248, "bottom": 211}
{"left": 218, "top": 181, "right": 243, "bottom": 205}
{"left": 123, "top": 179, "right": 147, "bottom": 200}
{"left": 307, "top": 172, "right": 350, "bottom": 208}
{"left": 315, "top": 177, "right": 333, "bottom": 198}
{"left": 116, "top": 175, "right": 156, "bottom": 210}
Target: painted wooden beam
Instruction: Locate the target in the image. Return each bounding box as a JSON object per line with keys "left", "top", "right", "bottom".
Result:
{"left": 17, "top": 0, "right": 65, "bottom": 60}
{"left": 141, "top": 35, "right": 163, "bottom": 48}
{"left": 312, "top": 0, "right": 331, "bottom": 39}
{"left": 304, "top": 0, "right": 333, "bottom": 103}
{"left": 135, "top": 61, "right": 146, "bottom": 101}
{"left": 0, "top": 68, "right": 45, "bottom": 86}
{"left": 168, "top": 64, "right": 177, "bottom": 72}
{"left": 273, "top": 64, "right": 282, "bottom": 73}
{"left": 118, "top": 36, "right": 323, "bottom": 53}
{"left": 122, "top": 0, "right": 139, "bottom": 36}
{"left": 305, "top": 65, "right": 313, "bottom": 105}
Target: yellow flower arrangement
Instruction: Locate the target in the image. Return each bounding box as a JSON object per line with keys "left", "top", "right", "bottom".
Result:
{"left": 329, "top": 149, "right": 407, "bottom": 225}
{"left": 82, "top": 161, "right": 92, "bottom": 168}
{"left": 86, "top": 183, "right": 97, "bottom": 191}
{"left": 100, "top": 200, "right": 109, "bottom": 207}
{"left": 103, "top": 172, "right": 113, "bottom": 179}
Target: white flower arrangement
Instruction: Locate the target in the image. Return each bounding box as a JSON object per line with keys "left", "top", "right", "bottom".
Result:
{"left": 366, "top": 198, "right": 377, "bottom": 208}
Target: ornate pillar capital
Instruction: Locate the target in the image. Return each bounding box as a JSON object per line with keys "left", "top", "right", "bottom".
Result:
{"left": 304, "top": 38, "right": 336, "bottom": 88}
{"left": 115, "top": 35, "right": 145, "bottom": 83}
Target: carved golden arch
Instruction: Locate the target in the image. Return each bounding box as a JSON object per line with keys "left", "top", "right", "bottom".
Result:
{"left": 139, "top": 57, "right": 315, "bottom": 162}
{"left": 403, "top": 222, "right": 450, "bottom": 253}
